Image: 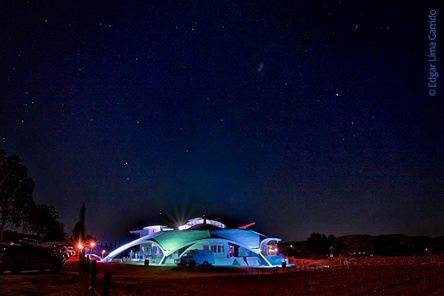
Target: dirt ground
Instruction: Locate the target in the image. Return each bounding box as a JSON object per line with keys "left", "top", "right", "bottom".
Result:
{"left": 1, "top": 256, "right": 443, "bottom": 295}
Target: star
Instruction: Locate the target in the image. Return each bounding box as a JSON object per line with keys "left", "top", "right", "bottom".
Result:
{"left": 257, "top": 62, "right": 264, "bottom": 72}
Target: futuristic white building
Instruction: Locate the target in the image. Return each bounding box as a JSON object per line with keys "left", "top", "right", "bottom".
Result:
{"left": 102, "top": 217, "right": 286, "bottom": 267}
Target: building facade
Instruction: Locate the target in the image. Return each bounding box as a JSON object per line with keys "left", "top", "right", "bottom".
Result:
{"left": 102, "top": 217, "right": 286, "bottom": 267}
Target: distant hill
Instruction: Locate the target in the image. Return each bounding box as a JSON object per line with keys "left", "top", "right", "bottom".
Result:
{"left": 281, "top": 234, "right": 444, "bottom": 257}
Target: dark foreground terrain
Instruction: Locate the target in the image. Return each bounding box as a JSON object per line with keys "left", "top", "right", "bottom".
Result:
{"left": 0, "top": 256, "right": 443, "bottom": 295}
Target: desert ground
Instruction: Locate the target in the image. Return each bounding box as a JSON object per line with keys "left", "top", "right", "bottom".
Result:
{"left": 1, "top": 256, "right": 443, "bottom": 295}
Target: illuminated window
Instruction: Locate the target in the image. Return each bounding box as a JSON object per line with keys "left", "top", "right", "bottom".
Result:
{"left": 209, "top": 245, "right": 224, "bottom": 253}
{"left": 268, "top": 244, "right": 277, "bottom": 256}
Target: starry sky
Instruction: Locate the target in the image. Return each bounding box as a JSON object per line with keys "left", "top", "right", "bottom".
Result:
{"left": 1, "top": 1, "right": 443, "bottom": 241}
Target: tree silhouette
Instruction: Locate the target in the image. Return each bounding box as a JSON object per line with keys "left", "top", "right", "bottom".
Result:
{"left": 29, "top": 203, "right": 66, "bottom": 241}
{"left": 0, "top": 150, "right": 35, "bottom": 241}
{"left": 73, "top": 203, "right": 86, "bottom": 241}
{"left": 307, "top": 233, "right": 331, "bottom": 255}
{"left": 0, "top": 149, "right": 66, "bottom": 241}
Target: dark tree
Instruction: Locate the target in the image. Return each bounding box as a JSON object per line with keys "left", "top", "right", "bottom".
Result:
{"left": 0, "top": 150, "right": 35, "bottom": 241}
{"left": 29, "top": 203, "right": 66, "bottom": 241}
{"left": 73, "top": 203, "right": 86, "bottom": 241}
{"left": 307, "top": 233, "right": 330, "bottom": 255}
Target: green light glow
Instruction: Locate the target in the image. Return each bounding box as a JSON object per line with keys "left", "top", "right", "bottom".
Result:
{"left": 152, "top": 230, "right": 211, "bottom": 252}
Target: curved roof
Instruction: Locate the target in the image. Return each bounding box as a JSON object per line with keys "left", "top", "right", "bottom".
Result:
{"left": 212, "top": 229, "right": 261, "bottom": 249}
{"left": 149, "top": 228, "right": 278, "bottom": 251}
{"left": 151, "top": 230, "right": 211, "bottom": 252}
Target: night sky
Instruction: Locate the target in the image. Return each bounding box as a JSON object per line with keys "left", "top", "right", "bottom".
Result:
{"left": 1, "top": 1, "right": 443, "bottom": 241}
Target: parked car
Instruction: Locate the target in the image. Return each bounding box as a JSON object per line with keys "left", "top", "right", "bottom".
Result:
{"left": 177, "top": 250, "right": 214, "bottom": 268}
{"left": 60, "top": 245, "right": 76, "bottom": 259}
{"left": 0, "top": 245, "right": 64, "bottom": 273}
